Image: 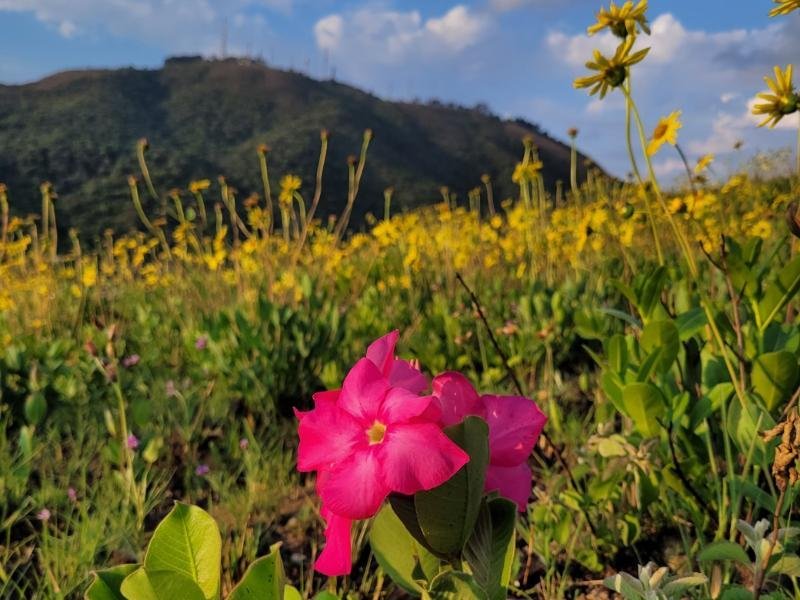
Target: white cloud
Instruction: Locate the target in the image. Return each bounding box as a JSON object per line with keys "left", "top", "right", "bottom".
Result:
{"left": 0, "top": 0, "right": 288, "bottom": 51}
{"left": 426, "top": 6, "right": 486, "bottom": 52}
{"left": 653, "top": 157, "right": 685, "bottom": 178}
{"left": 313, "top": 5, "right": 490, "bottom": 66}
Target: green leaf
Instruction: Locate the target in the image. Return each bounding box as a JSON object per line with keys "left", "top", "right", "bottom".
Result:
{"left": 142, "top": 503, "right": 222, "bottom": 600}
{"left": 698, "top": 541, "right": 750, "bottom": 564}
{"left": 414, "top": 416, "right": 489, "bottom": 557}
{"left": 463, "top": 498, "right": 517, "bottom": 600}
{"left": 24, "top": 392, "right": 47, "bottom": 425}
{"left": 758, "top": 254, "right": 800, "bottom": 330}
{"left": 370, "top": 504, "right": 439, "bottom": 595}
{"left": 640, "top": 320, "right": 679, "bottom": 372}
{"left": 770, "top": 554, "right": 800, "bottom": 577}
{"left": 228, "top": 546, "right": 284, "bottom": 600}
{"left": 85, "top": 565, "right": 138, "bottom": 600}
{"left": 119, "top": 569, "right": 206, "bottom": 600}
{"left": 621, "top": 383, "right": 665, "bottom": 438}
{"left": 675, "top": 308, "right": 707, "bottom": 341}
{"left": 605, "top": 334, "right": 628, "bottom": 376}
{"left": 603, "top": 573, "right": 644, "bottom": 599}
{"left": 751, "top": 351, "right": 798, "bottom": 412}
{"left": 719, "top": 585, "right": 754, "bottom": 600}
{"left": 662, "top": 574, "right": 708, "bottom": 596}
{"left": 283, "top": 586, "right": 302, "bottom": 600}
{"left": 424, "top": 572, "right": 488, "bottom": 600}
{"left": 312, "top": 593, "right": 340, "bottom": 600}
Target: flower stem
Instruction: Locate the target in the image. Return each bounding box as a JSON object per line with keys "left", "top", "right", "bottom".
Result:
{"left": 623, "top": 79, "right": 663, "bottom": 265}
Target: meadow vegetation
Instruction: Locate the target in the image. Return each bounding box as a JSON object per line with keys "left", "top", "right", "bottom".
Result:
{"left": 2, "top": 0, "right": 800, "bottom": 598}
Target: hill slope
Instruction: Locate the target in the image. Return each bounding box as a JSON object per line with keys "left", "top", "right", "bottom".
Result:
{"left": 0, "top": 57, "right": 597, "bottom": 239}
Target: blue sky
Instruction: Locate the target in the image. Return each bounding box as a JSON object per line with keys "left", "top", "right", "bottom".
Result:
{"left": 1, "top": 0, "right": 798, "bottom": 178}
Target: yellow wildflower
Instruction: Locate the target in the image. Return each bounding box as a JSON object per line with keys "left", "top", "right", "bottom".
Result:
{"left": 646, "top": 111, "right": 682, "bottom": 156}
{"left": 769, "top": 0, "right": 800, "bottom": 17}
{"left": 752, "top": 65, "right": 798, "bottom": 128}
{"left": 279, "top": 174, "right": 301, "bottom": 207}
{"left": 588, "top": 1, "right": 650, "bottom": 38}
{"left": 574, "top": 37, "right": 650, "bottom": 99}
{"left": 694, "top": 154, "right": 714, "bottom": 174}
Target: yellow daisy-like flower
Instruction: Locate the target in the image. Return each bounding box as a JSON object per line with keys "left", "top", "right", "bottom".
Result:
{"left": 512, "top": 160, "right": 543, "bottom": 184}
{"left": 694, "top": 154, "right": 714, "bottom": 174}
{"left": 573, "top": 37, "right": 650, "bottom": 99}
{"left": 769, "top": 0, "right": 800, "bottom": 17}
{"left": 646, "top": 111, "right": 682, "bottom": 156}
{"left": 752, "top": 65, "right": 798, "bottom": 128}
{"left": 279, "top": 174, "right": 301, "bottom": 206}
{"left": 587, "top": 1, "right": 650, "bottom": 39}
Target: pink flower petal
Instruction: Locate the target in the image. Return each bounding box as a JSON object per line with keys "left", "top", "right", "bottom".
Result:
{"left": 338, "top": 359, "right": 391, "bottom": 423}
{"left": 378, "top": 388, "right": 436, "bottom": 424}
{"left": 319, "top": 449, "right": 390, "bottom": 519}
{"left": 297, "top": 401, "right": 363, "bottom": 472}
{"left": 378, "top": 423, "right": 469, "bottom": 495}
{"left": 365, "top": 330, "right": 399, "bottom": 375}
{"left": 295, "top": 390, "right": 340, "bottom": 422}
{"left": 388, "top": 359, "right": 429, "bottom": 394}
{"left": 315, "top": 508, "right": 353, "bottom": 576}
{"left": 482, "top": 395, "right": 546, "bottom": 467}
{"left": 432, "top": 372, "right": 485, "bottom": 427}
{"left": 485, "top": 462, "right": 532, "bottom": 512}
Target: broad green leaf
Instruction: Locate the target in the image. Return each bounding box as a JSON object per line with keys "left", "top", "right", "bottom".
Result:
{"left": 635, "top": 266, "right": 668, "bottom": 322}
{"left": 228, "top": 546, "right": 284, "bottom": 600}
{"left": 727, "top": 396, "right": 774, "bottom": 459}
{"left": 370, "top": 504, "right": 439, "bottom": 595}
{"left": 758, "top": 254, "right": 800, "bottom": 330}
{"left": 603, "top": 572, "right": 644, "bottom": 598}
{"left": 675, "top": 308, "right": 707, "bottom": 341}
{"left": 414, "top": 417, "right": 489, "bottom": 557}
{"left": 621, "top": 383, "right": 665, "bottom": 438}
{"left": 719, "top": 585, "right": 754, "bottom": 600}
{"left": 698, "top": 541, "right": 750, "bottom": 564}
{"left": 640, "top": 320, "right": 679, "bottom": 372}
{"left": 770, "top": 554, "right": 800, "bottom": 577}
{"left": 751, "top": 351, "right": 798, "bottom": 412}
{"left": 463, "top": 498, "right": 517, "bottom": 600}
{"left": 142, "top": 503, "right": 221, "bottom": 600}
{"left": 119, "top": 568, "right": 206, "bottom": 600}
{"left": 85, "top": 565, "right": 138, "bottom": 600}
{"left": 283, "top": 586, "right": 302, "bottom": 600}
{"left": 424, "top": 571, "right": 488, "bottom": 600}
{"left": 312, "top": 593, "right": 339, "bottom": 600}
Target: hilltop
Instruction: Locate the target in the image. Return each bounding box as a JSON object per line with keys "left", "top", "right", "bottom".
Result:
{"left": 0, "top": 56, "right": 597, "bottom": 238}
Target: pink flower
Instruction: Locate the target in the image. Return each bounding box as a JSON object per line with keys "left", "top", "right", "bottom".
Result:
{"left": 431, "top": 372, "right": 547, "bottom": 511}
{"left": 126, "top": 434, "right": 139, "bottom": 450}
{"left": 122, "top": 354, "right": 140, "bottom": 368}
{"left": 365, "top": 330, "right": 428, "bottom": 394}
{"left": 297, "top": 336, "right": 469, "bottom": 576}
{"left": 195, "top": 463, "right": 210, "bottom": 476}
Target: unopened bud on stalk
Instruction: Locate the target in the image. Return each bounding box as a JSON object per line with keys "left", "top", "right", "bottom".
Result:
{"left": 320, "top": 129, "right": 330, "bottom": 141}
{"left": 257, "top": 143, "right": 270, "bottom": 155}
{"left": 567, "top": 127, "right": 579, "bottom": 138}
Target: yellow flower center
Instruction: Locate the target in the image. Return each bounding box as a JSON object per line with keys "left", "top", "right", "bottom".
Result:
{"left": 366, "top": 421, "right": 387, "bottom": 445}
{"left": 653, "top": 122, "right": 668, "bottom": 140}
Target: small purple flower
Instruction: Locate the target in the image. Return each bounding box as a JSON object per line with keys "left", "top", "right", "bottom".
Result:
{"left": 194, "top": 336, "right": 208, "bottom": 350}
{"left": 122, "top": 354, "right": 140, "bottom": 368}
{"left": 36, "top": 508, "right": 51, "bottom": 522}
{"left": 126, "top": 434, "right": 139, "bottom": 450}
{"left": 67, "top": 488, "right": 78, "bottom": 503}
{"left": 195, "top": 463, "right": 210, "bottom": 477}
{"left": 239, "top": 438, "right": 249, "bottom": 450}
{"left": 165, "top": 380, "right": 177, "bottom": 398}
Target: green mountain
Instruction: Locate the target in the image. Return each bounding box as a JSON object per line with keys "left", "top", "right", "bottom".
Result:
{"left": 0, "top": 56, "right": 597, "bottom": 240}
